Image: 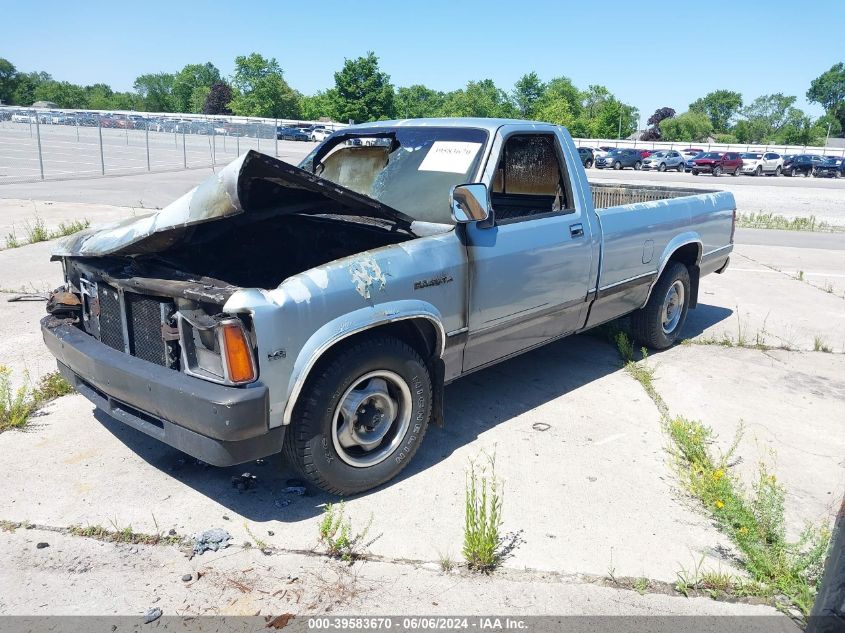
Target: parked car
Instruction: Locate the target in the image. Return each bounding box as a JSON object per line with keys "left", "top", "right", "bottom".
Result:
{"left": 638, "top": 149, "right": 654, "bottom": 158}
{"left": 11, "top": 112, "right": 36, "bottom": 123}
{"left": 691, "top": 152, "right": 743, "bottom": 177}
{"left": 277, "top": 126, "right": 309, "bottom": 141}
{"left": 596, "top": 148, "right": 642, "bottom": 170}
{"left": 592, "top": 145, "right": 615, "bottom": 159}
{"left": 684, "top": 152, "right": 705, "bottom": 172}
{"left": 577, "top": 147, "right": 594, "bottom": 168}
{"left": 641, "top": 150, "right": 685, "bottom": 172}
{"left": 739, "top": 152, "right": 783, "bottom": 177}
{"left": 311, "top": 127, "right": 333, "bottom": 142}
{"left": 681, "top": 148, "right": 704, "bottom": 155}
{"left": 813, "top": 157, "right": 844, "bottom": 178}
{"left": 42, "top": 118, "right": 736, "bottom": 494}
{"left": 783, "top": 154, "right": 824, "bottom": 177}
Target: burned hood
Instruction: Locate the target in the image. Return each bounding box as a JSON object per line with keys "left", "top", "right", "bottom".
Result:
{"left": 53, "top": 150, "right": 415, "bottom": 258}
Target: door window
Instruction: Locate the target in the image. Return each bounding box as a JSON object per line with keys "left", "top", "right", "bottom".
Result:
{"left": 491, "top": 134, "right": 574, "bottom": 223}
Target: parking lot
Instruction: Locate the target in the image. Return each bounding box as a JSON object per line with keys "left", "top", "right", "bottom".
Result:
{"left": 0, "top": 152, "right": 842, "bottom": 622}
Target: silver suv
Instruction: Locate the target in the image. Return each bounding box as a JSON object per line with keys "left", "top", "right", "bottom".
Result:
{"left": 641, "top": 150, "right": 685, "bottom": 172}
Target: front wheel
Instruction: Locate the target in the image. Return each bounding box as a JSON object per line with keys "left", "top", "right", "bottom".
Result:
{"left": 585, "top": 160, "right": 593, "bottom": 169}
{"left": 677, "top": 162, "right": 685, "bottom": 172}
{"left": 283, "top": 335, "right": 432, "bottom": 495}
{"left": 732, "top": 167, "right": 740, "bottom": 176}
{"left": 634, "top": 161, "right": 642, "bottom": 170}
{"left": 755, "top": 166, "right": 763, "bottom": 177}
{"left": 775, "top": 166, "right": 782, "bottom": 176}
{"left": 658, "top": 162, "right": 666, "bottom": 172}
{"left": 614, "top": 162, "right": 622, "bottom": 170}
{"left": 630, "top": 262, "right": 691, "bottom": 350}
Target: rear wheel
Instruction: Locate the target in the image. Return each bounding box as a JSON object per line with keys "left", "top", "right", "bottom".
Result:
{"left": 585, "top": 160, "right": 593, "bottom": 169}
{"left": 775, "top": 166, "right": 782, "bottom": 176}
{"left": 677, "top": 162, "right": 684, "bottom": 172}
{"left": 692, "top": 170, "right": 699, "bottom": 176}
{"left": 733, "top": 167, "right": 741, "bottom": 176}
{"left": 283, "top": 335, "right": 432, "bottom": 495}
{"left": 614, "top": 162, "right": 622, "bottom": 170}
{"left": 755, "top": 165, "right": 763, "bottom": 177}
{"left": 634, "top": 161, "right": 642, "bottom": 170}
{"left": 630, "top": 262, "right": 691, "bottom": 350}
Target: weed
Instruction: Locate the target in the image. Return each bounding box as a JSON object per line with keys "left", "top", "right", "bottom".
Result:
{"left": 796, "top": 270, "right": 805, "bottom": 282}
{"left": 615, "top": 331, "right": 635, "bottom": 363}
{"left": 633, "top": 576, "right": 649, "bottom": 595}
{"left": 0, "top": 368, "right": 73, "bottom": 432}
{"left": 5, "top": 228, "right": 19, "bottom": 249}
{"left": 23, "top": 215, "right": 48, "bottom": 244}
{"left": 823, "top": 281, "right": 834, "bottom": 294}
{"left": 813, "top": 336, "right": 832, "bottom": 353}
{"left": 463, "top": 452, "right": 504, "bottom": 572}
{"left": 438, "top": 551, "right": 456, "bottom": 572}
{"left": 0, "top": 366, "right": 34, "bottom": 431}
{"left": 68, "top": 522, "right": 181, "bottom": 546}
{"left": 666, "top": 417, "right": 831, "bottom": 617}
{"left": 245, "top": 523, "right": 269, "bottom": 550}
{"left": 317, "top": 502, "right": 373, "bottom": 562}
{"left": 736, "top": 212, "right": 841, "bottom": 233}
{"left": 48, "top": 219, "right": 90, "bottom": 239}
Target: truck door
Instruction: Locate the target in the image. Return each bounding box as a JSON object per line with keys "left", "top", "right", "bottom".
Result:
{"left": 463, "top": 130, "right": 594, "bottom": 371}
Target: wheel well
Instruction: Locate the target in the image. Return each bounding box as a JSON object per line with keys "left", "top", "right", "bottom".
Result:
{"left": 666, "top": 243, "right": 701, "bottom": 308}
{"left": 323, "top": 318, "right": 440, "bottom": 364}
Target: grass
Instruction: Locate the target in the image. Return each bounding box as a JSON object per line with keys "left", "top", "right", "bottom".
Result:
{"left": 245, "top": 523, "right": 270, "bottom": 551}
{"left": 68, "top": 521, "right": 181, "bottom": 546}
{"left": 633, "top": 576, "right": 649, "bottom": 595}
{"left": 317, "top": 502, "right": 374, "bottom": 562}
{"left": 3, "top": 216, "right": 90, "bottom": 250}
{"left": 463, "top": 452, "right": 504, "bottom": 572}
{"left": 813, "top": 336, "right": 833, "bottom": 353}
{"left": 0, "top": 368, "right": 74, "bottom": 432}
{"left": 438, "top": 551, "right": 456, "bottom": 572}
{"left": 736, "top": 212, "right": 843, "bottom": 233}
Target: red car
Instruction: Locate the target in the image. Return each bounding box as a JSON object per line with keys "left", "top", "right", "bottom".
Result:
{"left": 638, "top": 149, "right": 654, "bottom": 158}
{"left": 691, "top": 151, "right": 743, "bottom": 177}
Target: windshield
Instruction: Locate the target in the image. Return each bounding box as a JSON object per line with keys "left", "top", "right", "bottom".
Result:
{"left": 741, "top": 153, "right": 763, "bottom": 159}
{"left": 300, "top": 126, "right": 489, "bottom": 224}
{"left": 701, "top": 152, "right": 723, "bottom": 159}
{"left": 653, "top": 151, "right": 668, "bottom": 157}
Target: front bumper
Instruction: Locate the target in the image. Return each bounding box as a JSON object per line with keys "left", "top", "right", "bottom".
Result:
{"left": 41, "top": 316, "right": 283, "bottom": 466}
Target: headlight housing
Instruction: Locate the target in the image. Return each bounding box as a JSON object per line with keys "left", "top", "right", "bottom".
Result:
{"left": 178, "top": 310, "right": 257, "bottom": 385}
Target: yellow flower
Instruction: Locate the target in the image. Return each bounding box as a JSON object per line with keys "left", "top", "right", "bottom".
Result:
{"left": 715, "top": 500, "right": 725, "bottom": 509}
{"left": 712, "top": 469, "right": 725, "bottom": 481}
{"left": 738, "top": 527, "right": 749, "bottom": 536}
{"left": 769, "top": 475, "right": 777, "bottom": 484}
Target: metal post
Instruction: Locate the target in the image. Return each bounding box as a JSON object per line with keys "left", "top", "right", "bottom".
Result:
{"left": 34, "top": 114, "right": 44, "bottom": 180}
{"left": 275, "top": 118, "right": 278, "bottom": 157}
{"left": 145, "top": 121, "right": 150, "bottom": 171}
{"left": 75, "top": 116, "right": 79, "bottom": 142}
{"left": 28, "top": 116, "right": 32, "bottom": 138}
{"left": 125, "top": 118, "right": 128, "bottom": 145}
{"left": 212, "top": 126, "right": 216, "bottom": 166}
{"left": 98, "top": 116, "right": 105, "bottom": 175}
{"left": 223, "top": 132, "right": 226, "bottom": 153}
{"left": 617, "top": 113, "right": 622, "bottom": 140}
{"left": 257, "top": 125, "right": 260, "bottom": 152}
{"left": 237, "top": 134, "right": 240, "bottom": 156}
{"left": 182, "top": 128, "right": 187, "bottom": 168}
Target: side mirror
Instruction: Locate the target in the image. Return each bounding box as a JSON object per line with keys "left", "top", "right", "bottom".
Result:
{"left": 450, "top": 183, "right": 491, "bottom": 225}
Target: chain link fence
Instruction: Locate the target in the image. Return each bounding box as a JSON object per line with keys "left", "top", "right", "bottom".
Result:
{"left": 572, "top": 136, "right": 845, "bottom": 158}
{"left": 0, "top": 107, "right": 346, "bottom": 184}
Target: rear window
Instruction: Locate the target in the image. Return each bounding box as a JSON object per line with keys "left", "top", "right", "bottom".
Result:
{"left": 741, "top": 153, "right": 763, "bottom": 159}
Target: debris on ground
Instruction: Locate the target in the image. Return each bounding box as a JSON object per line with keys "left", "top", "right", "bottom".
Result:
{"left": 231, "top": 472, "right": 257, "bottom": 492}
{"left": 181, "top": 573, "right": 192, "bottom": 582}
{"left": 7, "top": 293, "right": 49, "bottom": 302}
{"left": 282, "top": 486, "right": 305, "bottom": 496}
{"left": 192, "top": 528, "right": 232, "bottom": 555}
{"left": 274, "top": 499, "right": 291, "bottom": 508}
{"left": 36, "top": 542, "right": 49, "bottom": 549}
{"left": 286, "top": 478, "right": 304, "bottom": 488}
{"left": 143, "top": 607, "right": 162, "bottom": 624}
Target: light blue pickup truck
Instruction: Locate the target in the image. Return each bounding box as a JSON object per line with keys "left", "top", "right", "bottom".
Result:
{"left": 42, "top": 118, "right": 735, "bottom": 494}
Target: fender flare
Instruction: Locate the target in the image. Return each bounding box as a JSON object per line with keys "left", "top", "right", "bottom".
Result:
{"left": 281, "top": 301, "right": 446, "bottom": 426}
{"left": 642, "top": 233, "right": 703, "bottom": 307}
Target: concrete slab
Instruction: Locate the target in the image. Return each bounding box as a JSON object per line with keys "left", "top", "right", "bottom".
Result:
{"left": 734, "top": 243, "right": 845, "bottom": 298}
{"left": 0, "top": 240, "right": 63, "bottom": 291}
{"left": 0, "top": 300, "right": 55, "bottom": 391}
{"left": 0, "top": 336, "right": 740, "bottom": 582}
{"left": 0, "top": 528, "right": 791, "bottom": 619}
{"left": 688, "top": 249, "right": 845, "bottom": 352}
{"left": 651, "top": 344, "right": 845, "bottom": 539}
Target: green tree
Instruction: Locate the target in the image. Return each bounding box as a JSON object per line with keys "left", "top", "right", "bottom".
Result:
{"left": 228, "top": 53, "right": 300, "bottom": 119}
{"left": 660, "top": 111, "right": 713, "bottom": 142}
{"left": 83, "top": 83, "right": 114, "bottom": 110}
{"left": 689, "top": 90, "right": 743, "bottom": 132}
{"left": 533, "top": 76, "right": 581, "bottom": 126}
{"left": 33, "top": 80, "right": 87, "bottom": 108}
{"left": 0, "top": 57, "right": 17, "bottom": 105}
{"left": 330, "top": 52, "right": 395, "bottom": 122}
{"left": 12, "top": 71, "right": 51, "bottom": 106}
{"left": 807, "top": 62, "right": 845, "bottom": 134}
{"left": 395, "top": 85, "right": 445, "bottom": 119}
{"left": 582, "top": 84, "right": 611, "bottom": 118}
{"left": 133, "top": 72, "right": 175, "bottom": 112}
{"left": 440, "top": 79, "right": 517, "bottom": 118}
{"left": 172, "top": 62, "right": 221, "bottom": 112}
{"left": 590, "top": 98, "right": 638, "bottom": 139}
{"left": 512, "top": 72, "right": 545, "bottom": 118}
{"left": 734, "top": 93, "right": 797, "bottom": 143}
{"left": 299, "top": 90, "right": 337, "bottom": 120}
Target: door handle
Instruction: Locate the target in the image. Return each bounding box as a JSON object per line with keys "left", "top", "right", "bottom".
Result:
{"left": 570, "top": 223, "right": 584, "bottom": 238}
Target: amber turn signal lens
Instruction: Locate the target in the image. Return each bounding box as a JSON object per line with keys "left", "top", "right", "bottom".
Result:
{"left": 222, "top": 323, "right": 256, "bottom": 383}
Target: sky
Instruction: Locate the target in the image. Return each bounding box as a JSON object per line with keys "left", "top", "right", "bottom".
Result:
{"left": 2, "top": 0, "right": 843, "bottom": 122}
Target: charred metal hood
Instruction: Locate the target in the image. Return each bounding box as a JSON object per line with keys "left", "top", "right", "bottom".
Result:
{"left": 52, "top": 150, "right": 416, "bottom": 258}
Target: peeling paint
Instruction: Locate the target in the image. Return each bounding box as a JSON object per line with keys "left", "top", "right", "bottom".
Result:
{"left": 348, "top": 256, "right": 387, "bottom": 300}
{"left": 284, "top": 277, "right": 312, "bottom": 304}
{"left": 305, "top": 268, "right": 330, "bottom": 290}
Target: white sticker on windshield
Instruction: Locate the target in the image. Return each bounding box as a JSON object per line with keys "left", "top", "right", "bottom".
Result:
{"left": 418, "top": 141, "right": 482, "bottom": 174}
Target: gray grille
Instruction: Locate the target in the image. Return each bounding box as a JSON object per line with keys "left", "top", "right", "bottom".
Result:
{"left": 125, "top": 292, "right": 172, "bottom": 367}
{"left": 98, "top": 284, "right": 124, "bottom": 352}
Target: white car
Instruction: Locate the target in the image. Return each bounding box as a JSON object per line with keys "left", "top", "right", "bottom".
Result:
{"left": 641, "top": 150, "right": 685, "bottom": 172}
{"left": 11, "top": 112, "right": 36, "bottom": 123}
{"left": 310, "top": 127, "right": 332, "bottom": 142}
{"left": 740, "top": 152, "right": 783, "bottom": 176}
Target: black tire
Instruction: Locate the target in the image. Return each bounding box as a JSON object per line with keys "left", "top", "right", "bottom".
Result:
{"left": 658, "top": 162, "right": 666, "bottom": 172}
{"left": 614, "top": 161, "right": 622, "bottom": 170}
{"left": 732, "top": 167, "right": 740, "bottom": 176}
{"left": 755, "top": 166, "right": 762, "bottom": 177}
{"left": 713, "top": 166, "right": 722, "bottom": 177}
{"left": 283, "top": 335, "right": 432, "bottom": 495}
{"left": 630, "top": 262, "right": 691, "bottom": 350}
{"left": 585, "top": 160, "right": 593, "bottom": 169}
{"left": 692, "top": 170, "right": 699, "bottom": 176}
{"left": 677, "top": 162, "right": 684, "bottom": 172}
{"left": 634, "top": 160, "right": 642, "bottom": 171}
{"left": 775, "top": 166, "right": 782, "bottom": 176}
